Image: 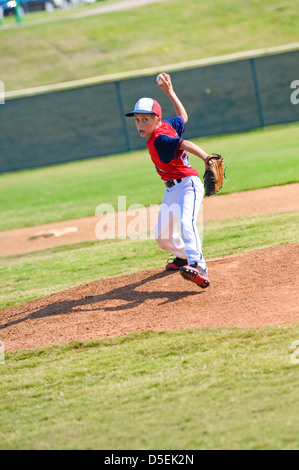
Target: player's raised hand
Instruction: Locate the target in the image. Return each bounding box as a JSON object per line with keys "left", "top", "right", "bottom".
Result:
{"left": 157, "top": 72, "right": 188, "bottom": 122}
{"left": 156, "top": 73, "right": 173, "bottom": 95}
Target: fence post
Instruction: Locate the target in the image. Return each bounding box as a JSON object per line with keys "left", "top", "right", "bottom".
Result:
{"left": 250, "top": 58, "right": 265, "bottom": 129}
{"left": 115, "top": 81, "right": 131, "bottom": 152}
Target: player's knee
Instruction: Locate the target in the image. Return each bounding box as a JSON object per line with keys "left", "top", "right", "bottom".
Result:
{"left": 154, "top": 229, "right": 172, "bottom": 250}
{"left": 155, "top": 235, "right": 169, "bottom": 250}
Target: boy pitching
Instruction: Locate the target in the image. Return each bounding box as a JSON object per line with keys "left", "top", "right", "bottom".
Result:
{"left": 125, "top": 73, "right": 211, "bottom": 288}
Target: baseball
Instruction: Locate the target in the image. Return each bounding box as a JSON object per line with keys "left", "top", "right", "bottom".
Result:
{"left": 156, "top": 74, "right": 165, "bottom": 85}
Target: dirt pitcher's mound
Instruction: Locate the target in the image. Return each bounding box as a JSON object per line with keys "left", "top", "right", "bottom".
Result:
{"left": 1, "top": 244, "right": 298, "bottom": 352}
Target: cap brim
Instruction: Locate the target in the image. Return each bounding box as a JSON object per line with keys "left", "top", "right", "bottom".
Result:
{"left": 125, "top": 110, "right": 160, "bottom": 117}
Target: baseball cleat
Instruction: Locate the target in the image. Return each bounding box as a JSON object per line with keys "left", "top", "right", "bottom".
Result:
{"left": 180, "top": 263, "right": 210, "bottom": 288}
{"left": 165, "top": 257, "right": 188, "bottom": 271}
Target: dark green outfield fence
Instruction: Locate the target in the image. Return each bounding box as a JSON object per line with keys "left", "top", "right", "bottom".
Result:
{"left": 1, "top": 49, "right": 298, "bottom": 173}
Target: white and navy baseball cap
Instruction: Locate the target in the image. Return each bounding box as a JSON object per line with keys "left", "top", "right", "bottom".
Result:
{"left": 125, "top": 98, "right": 162, "bottom": 117}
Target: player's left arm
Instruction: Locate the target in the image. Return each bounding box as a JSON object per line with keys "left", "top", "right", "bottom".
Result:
{"left": 179, "top": 140, "right": 209, "bottom": 162}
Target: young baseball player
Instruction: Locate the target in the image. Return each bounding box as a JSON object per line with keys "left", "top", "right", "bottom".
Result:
{"left": 125, "top": 73, "right": 211, "bottom": 288}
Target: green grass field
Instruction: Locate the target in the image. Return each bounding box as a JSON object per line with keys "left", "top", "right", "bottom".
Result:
{"left": 1, "top": 326, "right": 299, "bottom": 450}
{"left": 1, "top": 0, "right": 298, "bottom": 91}
{"left": 1, "top": 0, "right": 299, "bottom": 450}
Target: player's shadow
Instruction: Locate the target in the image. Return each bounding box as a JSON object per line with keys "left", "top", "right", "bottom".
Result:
{"left": 0, "top": 270, "right": 202, "bottom": 330}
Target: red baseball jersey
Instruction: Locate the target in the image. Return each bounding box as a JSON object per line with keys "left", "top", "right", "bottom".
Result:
{"left": 146, "top": 116, "right": 199, "bottom": 181}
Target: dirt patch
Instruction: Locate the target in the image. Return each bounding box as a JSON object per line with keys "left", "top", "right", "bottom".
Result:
{"left": 1, "top": 184, "right": 298, "bottom": 257}
{"left": 1, "top": 244, "right": 298, "bottom": 352}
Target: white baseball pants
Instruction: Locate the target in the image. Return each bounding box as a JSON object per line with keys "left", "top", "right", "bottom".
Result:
{"left": 154, "top": 175, "right": 207, "bottom": 271}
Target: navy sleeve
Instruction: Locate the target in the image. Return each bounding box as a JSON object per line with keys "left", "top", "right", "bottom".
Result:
{"left": 163, "top": 116, "right": 185, "bottom": 137}
{"left": 154, "top": 134, "right": 183, "bottom": 164}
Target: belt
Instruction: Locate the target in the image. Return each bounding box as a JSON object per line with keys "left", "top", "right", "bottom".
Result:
{"left": 164, "top": 178, "right": 182, "bottom": 188}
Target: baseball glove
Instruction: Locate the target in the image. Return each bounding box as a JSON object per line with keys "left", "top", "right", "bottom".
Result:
{"left": 203, "top": 154, "right": 225, "bottom": 197}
